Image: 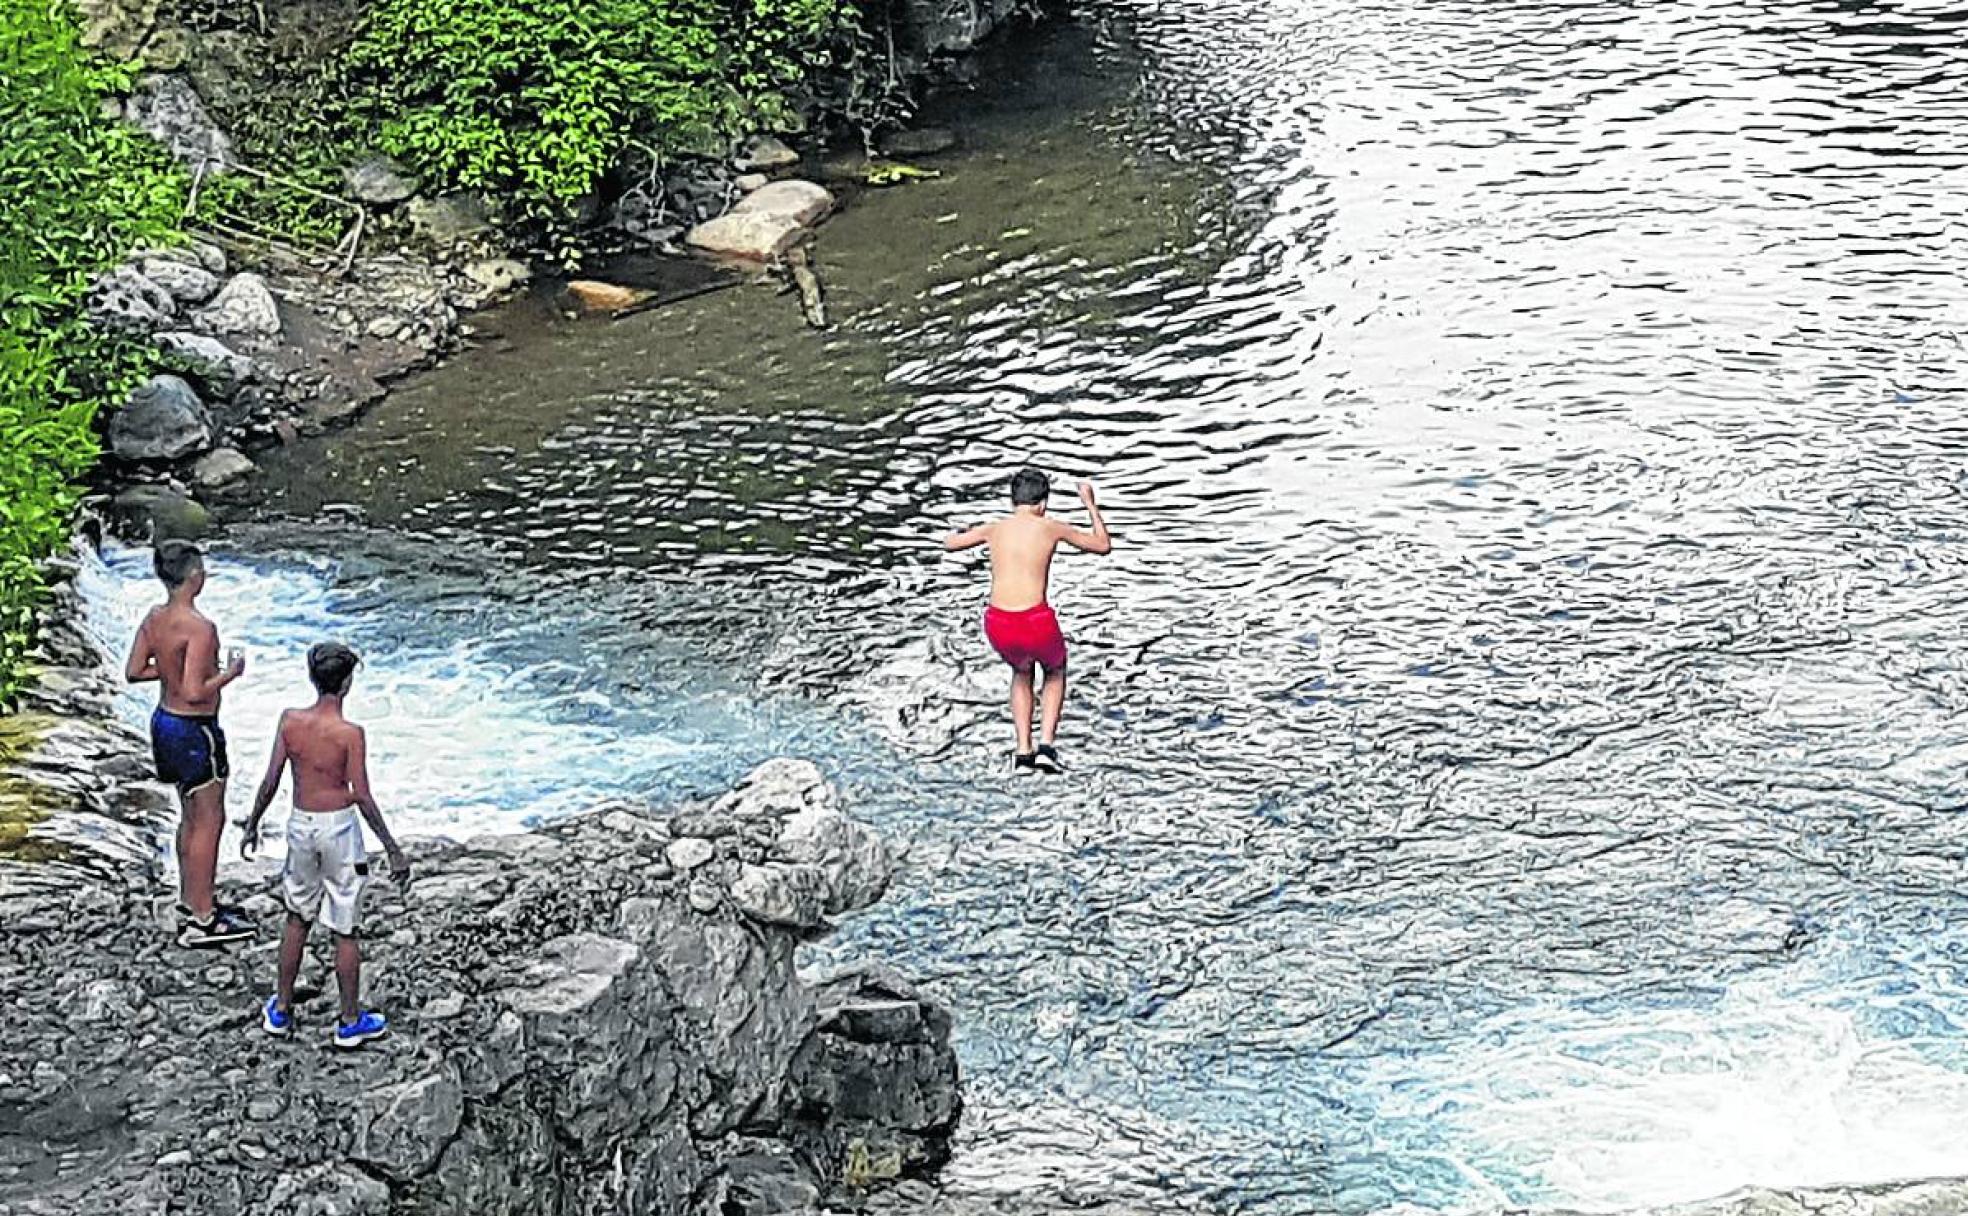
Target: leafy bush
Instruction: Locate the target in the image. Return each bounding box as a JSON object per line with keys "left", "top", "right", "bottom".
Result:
{"left": 0, "top": 0, "right": 184, "bottom": 701}
{"left": 346, "top": 0, "right": 852, "bottom": 226}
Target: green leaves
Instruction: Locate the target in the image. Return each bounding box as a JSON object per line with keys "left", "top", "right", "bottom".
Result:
{"left": 347, "top": 0, "right": 859, "bottom": 232}
{"left": 0, "top": 0, "right": 184, "bottom": 702}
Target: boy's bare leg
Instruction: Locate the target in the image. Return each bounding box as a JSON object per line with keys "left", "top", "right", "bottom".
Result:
{"left": 334, "top": 934, "right": 361, "bottom": 1024}
{"left": 1039, "top": 667, "right": 1067, "bottom": 746}
{"left": 179, "top": 781, "right": 226, "bottom": 918}
{"left": 276, "top": 914, "right": 307, "bottom": 1011}
{"left": 1010, "top": 668, "right": 1036, "bottom": 755}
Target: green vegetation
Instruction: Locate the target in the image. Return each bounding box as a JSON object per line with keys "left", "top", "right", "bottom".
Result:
{"left": 0, "top": 0, "right": 184, "bottom": 702}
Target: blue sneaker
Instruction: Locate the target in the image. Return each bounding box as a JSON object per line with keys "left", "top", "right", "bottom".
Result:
{"left": 333, "top": 1010, "right": 389, "bottom": 1051}
{"left": 261, "top": 996, "right": 293, "bottom": 1038}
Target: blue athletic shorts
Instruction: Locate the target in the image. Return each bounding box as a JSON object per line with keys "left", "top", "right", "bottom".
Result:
{"left": 150, "top": 707, "right": 229, "bottom": 796}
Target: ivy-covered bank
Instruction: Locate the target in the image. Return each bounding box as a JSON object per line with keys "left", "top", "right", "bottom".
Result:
{"left": 0, "top": 1, "right": 183, "bottom": 703}
{"left": 0, "top": 0, "right": 1033, "bottom": 702}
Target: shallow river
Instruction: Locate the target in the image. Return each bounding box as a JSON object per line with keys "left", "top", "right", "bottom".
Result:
{"left": 73, "top": 0, "right": 1968, "bottom": 1211}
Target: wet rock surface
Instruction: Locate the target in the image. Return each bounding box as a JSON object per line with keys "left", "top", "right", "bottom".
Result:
{"left": 107, "top": 374, "right": 213, "bottom": 463}
{"left": 0, "top": 752, "right": 960, "bottom": 1216}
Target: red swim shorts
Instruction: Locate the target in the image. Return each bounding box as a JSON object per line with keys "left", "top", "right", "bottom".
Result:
{"left": 983, "top": 603, "right": 1068, "bottom": 671}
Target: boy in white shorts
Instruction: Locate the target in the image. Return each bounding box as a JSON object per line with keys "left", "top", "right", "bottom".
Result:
{"left": 241, "top": 642, "right": 410, "bottom": 1050}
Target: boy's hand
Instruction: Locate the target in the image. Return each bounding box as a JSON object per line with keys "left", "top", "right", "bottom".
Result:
{"left": 387, "top": 845, "right": 413, "bottom": 893}
{"left": 239, "top": 816, "right": 262, "bottom": 860}
{"left": 1078, "top": 482, "right": 1098, "bottom": 507}
{"left": 224, "top": 648, "right": 246, "bottom": 681}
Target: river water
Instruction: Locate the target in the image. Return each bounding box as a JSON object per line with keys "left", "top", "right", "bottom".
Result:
{"left": 70, "top": 0, "right": 1968, "bottom": 1211}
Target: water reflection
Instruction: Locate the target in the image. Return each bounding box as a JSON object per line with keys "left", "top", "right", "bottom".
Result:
{"left": 176, "top": 0, "right": 1968, "bottom": 1209}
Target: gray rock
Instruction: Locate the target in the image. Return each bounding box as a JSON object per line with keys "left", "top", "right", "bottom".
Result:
{"left": 344, "top": 155, "right": 419, "bottom": 206}
{"left": 686, "top": 180, "right": 834, "bottom": 262}
{"left": 734, "top": 134, "right": 800, "bottom": 172}
{"left": 192, "top": 272, "right": 280, "bottom": 337}
{"left": 881, "top": 126, "right": 958, "bottom": 157}
{"left": 87, "top": 265, "right": 177, "bottom": 332}
{"left": 266, "top": 1164, "right": 392, "bottom": 1216}
{"left": 731, "top": 862, "right": 832, "bottom": 929}
{"left": 353, "top": 1069, "right": 464, "bottom": 1181}
{"left": 123, "top": 73, "right": 231, "bottom": 173}
{"left": 666, "top": 836, "right": 715, "bottom": 871}
{"left": 407, "top": 193, "right": 492, "bottom": 245}
{"left": 109, "top": 484, "right": 210, "bottom": 541}
{"left": 462, "top": 258, "right": 531, "bottom": 294}
{"left": 137, "top": 257, "right": 219, "bottom": 303}
{"left": 152, "top": 331, "right": 256, "bottom": 395}
{"left": 901, "top": 0, "right": 1020, "bottom": 55}
{"left": 735, "top": 172, "right": 770, "bottom": 193}
{"left": 773, "top": 799, "right": 891, "bottom": 916}
{"left": 189, "top": 447, "right": 254, "bottom": 489}
{"left": 107, "top": 374, "right": 211, "bottom": 462}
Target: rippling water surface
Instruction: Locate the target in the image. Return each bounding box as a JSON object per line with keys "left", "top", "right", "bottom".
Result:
{"left": 79, "top": 0, "right": 1968, "bottom": 1210}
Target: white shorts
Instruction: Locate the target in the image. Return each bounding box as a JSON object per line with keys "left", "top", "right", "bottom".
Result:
{"left": 281, "top": 808, "right": 366, "bottom": 936}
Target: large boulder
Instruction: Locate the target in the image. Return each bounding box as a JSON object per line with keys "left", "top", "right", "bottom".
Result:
{"left": 107, "top": 374, "right": 212, "bottom": 462}
{"left": 344, "top": 155, "right": 419, "bottom": 206}
{"left": 685, "top": 180, "right": 834, "bottom": 263}
{"left": 124, "top": 73, "right": 232, "bottom": 173}
{"left": 192, "top": 273, "right": 281, "bottom": 337}
{"left": 109, "top": 484, "right": 210, "bottom": 541}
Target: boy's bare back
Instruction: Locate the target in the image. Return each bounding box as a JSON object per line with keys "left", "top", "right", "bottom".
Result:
{"left": 952, "top": 481, "right": 1112, "bottom": 610}
{"left": 276, "top": 706, "right": 368, "bottom": 813}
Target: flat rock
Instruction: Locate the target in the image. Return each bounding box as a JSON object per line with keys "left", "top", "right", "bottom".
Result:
{"left": 463, "top": 258, "right": 531, "bottom": 295}
{"left": 193, "top": 272, "right": 281, "bottom": 337}
{"left": 685, "top": 181, "right": 834, "bottom": 262}
{"left": 189, "top": 447, "right": 254, "bottom": 489}
{"left": 666, "top": 836, "right": 715, "bottom": 871}
{"left": 109, "top": 484, "right": 210, "bottom": 540}
{"left": 564, "top": 279, "right": 651, "bottom": 313}
{"left": 733, "top": 134, "right": 800, "bottom": 172}
{"left": 344, "top": 155, "right": 419, "bottom": 206}
{"left": 108, "top": 374, "right": 211, "bottom": 462}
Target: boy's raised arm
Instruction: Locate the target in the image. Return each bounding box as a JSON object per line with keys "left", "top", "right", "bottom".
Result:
{"left": 944, "top": 522, "right": 992, "bottom": 552}
{"left": 1059, "top": 482, "right": 1113, "bottom": 554}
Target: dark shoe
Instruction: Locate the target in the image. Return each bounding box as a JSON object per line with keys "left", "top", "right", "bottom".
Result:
{"left": 179, "top": 898, "right": 254, "bottom": 923}
{"left": 176, "top": 910, "right": 253, "bottom": 948}
{"left": 1035, "top": 744, "right": 1064, "bottom": 772}
{"left": 1014, "top": 752, "right": 1038, "bottom": 772}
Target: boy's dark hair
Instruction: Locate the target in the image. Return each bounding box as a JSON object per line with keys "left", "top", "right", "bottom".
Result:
{"left": 153, "top": 540, "right": 203, "bottom": 589}
{"left": 308, "top": 642, "right": 360, "bottom": 695}
{"left": 1009, "top": 468, "right": 1050, "bottom": 506}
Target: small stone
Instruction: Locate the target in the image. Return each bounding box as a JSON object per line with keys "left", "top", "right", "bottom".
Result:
{"left": 735, "top": 173, "right": 769, "bottom": 192}
{"left": 190, "top": 447, "right": 254, "bottom": 489}
{"left": 193, "top": 272, "right": 281, "bottom": 337}
{"left": 365, "top": 314, "right": 405, "bottom": 340}
{"left": 344, "top": 154, "right": 419, "bottom": 206}
{"left": 733, "top": 134, "right": 799, "bottom": 172}
{"left": 666, "top": 837, "right": 714, "bottom": 872}
{"left": 420, "top": 992, "right": 466, "bottom": 1021}
{"left": 687, "top": 880, "right": 721, "bottom": 914}
{"left": 238, "top": 1140, "right": 268, "bottom": 1161}
{"left": 245, "top": 1094, "right": 285, "bottom": 1122}
{"left": 108, "top": 374, "right": 211, "bottom": 462}
{"left": 201, "top": 965, "right": 235, "bottom": 987}
{"left": 156, "top": 1149, "right": 192, "bottom": 1168}
{"left": 463, "top": 258, "right": 530, "bottom": 294}
{"left": 564, "top": 280, "right": 650, "bottom": 314}
{"left": 153, "top": 331, "right": 256, "bottom": 395}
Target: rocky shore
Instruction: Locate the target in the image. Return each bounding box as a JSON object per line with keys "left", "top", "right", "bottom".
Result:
{"left": 0, "top": 742, "right": 962, "bottom": 1214}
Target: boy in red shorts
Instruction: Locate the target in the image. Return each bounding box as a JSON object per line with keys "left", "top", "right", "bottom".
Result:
{"left": 945, "top": 468, "right": 1112, "bottom": 770}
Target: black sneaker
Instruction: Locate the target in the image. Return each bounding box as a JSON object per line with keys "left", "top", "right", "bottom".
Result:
{"left": 179, "top": 899, "right": 254, "bottom": 924}
{"left": 1014, "top": 752, "right": 1038, "bottom": 772}
{"left": 176, "top": 910, "right": 254, "bottom": 948}
{"left": 1035, "top": 744, "right": 1064, "bottom": 772}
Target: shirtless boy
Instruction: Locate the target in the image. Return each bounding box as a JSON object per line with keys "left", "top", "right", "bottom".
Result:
{"left": 945, "top": 468, "right": 1112, "bottom": 770}
{"left": 124, "top": 540, "right": 253, "bottom": 947}
{"left": 241, "top": 642, "right": 409, "bottom": 1050}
